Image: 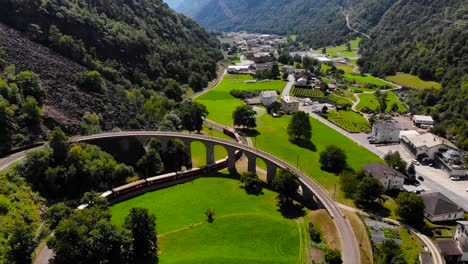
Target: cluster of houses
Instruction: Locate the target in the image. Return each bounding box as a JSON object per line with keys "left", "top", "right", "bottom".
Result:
{"left": 257, "top": 90, "right": 300, "bottom": 114}
{"left": 370, "top": 118, "right": 466, "bottom": 178}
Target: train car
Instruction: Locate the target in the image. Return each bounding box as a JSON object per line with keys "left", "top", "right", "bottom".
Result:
{"left": 223, "top": 126, "right": 236, "bottom": 138}
{"left": 100, "top": 190, "right": 114, "bottom": 200}
{"left": 178, "top": 167, "right": 206, "bottom": 179}
{"left": 112, "top": 179, "right": 147, "bottom": 198}
{"left": 146, "top": 172, "right": 177, "bottom": 187}
{"left": 207, "top": 158, "right": 228, "bottom": 172}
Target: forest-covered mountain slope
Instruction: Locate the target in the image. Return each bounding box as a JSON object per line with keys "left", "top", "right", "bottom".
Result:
{"left": 359, "top": 0, "right": 468, "bottom": 149}
{"left": 185, "top": 0, "right": 396, "bottom": 48}
{"left": 0, "top": 0, "right": 222, "bottom": 90}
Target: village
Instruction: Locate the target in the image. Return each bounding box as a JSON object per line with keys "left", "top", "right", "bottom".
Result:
{"left": 219, "top": 31, "right": 468, "bottom": 263}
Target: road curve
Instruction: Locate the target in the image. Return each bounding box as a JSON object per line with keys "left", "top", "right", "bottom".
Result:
{"left": 72, "top": 131, "right": 361, "bottom": 264}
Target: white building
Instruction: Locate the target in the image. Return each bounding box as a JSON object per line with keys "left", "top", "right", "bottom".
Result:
{"left": 259, "top": 90, "right": 277, "bottom": 107}
{"left": 371, "top": 121, "right": 401, "bottom": 143}
{"left": 227, "top": 65, "right": 251, "bottom": 74}
{"left": 282, "top": 65, "right": 296, "bottom": 74}
{"left": 421, "top": 192, "right": 464, "bottom": 222}
{"left": 401, "top": 133, "right": 458, "bottom": 160}
{"left": 413, "top": 115, "right": 434, "bottom": 128}
{"left": 281, "top": 96, "right": 299, "bottom": 113}
{"left": 362, "top": 162, "right": 405, "bottom": 191}
{"left": 454, "top": 221, "right": 468, "bottom": 262}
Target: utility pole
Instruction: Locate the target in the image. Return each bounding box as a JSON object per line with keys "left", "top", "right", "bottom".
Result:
{"left": 333, "top": 184, "right": 336, "bottom": 200}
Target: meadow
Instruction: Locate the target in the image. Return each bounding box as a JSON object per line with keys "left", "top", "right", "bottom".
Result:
{"left": 386, "top": 73, "right": 442, "bottom": 89}
{"left": 327, "top": 110, "right": 370, "bottom": 133}
{"left": 345, "top": 73, "right": 397, "bottom": 88}
{"left": 356, "top": 92, "right": 406, "bottom": 113}
{"left": 111, "top": 176, "right": 303, "bottom": 264}
{"left": 324, "top": 38, "right": 361, "bottom": 57}
{"left": 195, "top": 74, "right": 286, "bottom": 125}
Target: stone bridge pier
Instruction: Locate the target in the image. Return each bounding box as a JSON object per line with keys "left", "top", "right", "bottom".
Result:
{"left": 245, "top": 152, "right": 278, "bottom": 183}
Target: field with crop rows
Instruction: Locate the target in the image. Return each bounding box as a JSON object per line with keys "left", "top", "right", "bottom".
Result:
{"left": 291, "top": 87, "right": 324, "bottom": 98}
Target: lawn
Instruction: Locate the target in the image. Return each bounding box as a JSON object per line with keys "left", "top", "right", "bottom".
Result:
{"left": 291, "top": 87, "right": 324, "bottom": 98}
{"left": 324, "top": 38, "right": 361, "bottom": 57}
{"left": 111, "top": 176, "right": 302, "bottom": 264}
{"left": 195, "top": 75, "right": 286, "bottom": 125}
{"left": 327, "top": 110, "right": 370, "bottom": 133}
{"left": 328, "top": 94, "right": 353, "bottom": 105}
{"left": 356, "top": 92, "right": 406, "bottom": 113}
{"left": 345, "top": 73, "right": 397, "bottom": 88}
{"left": 386, "top": 73, "right": 441, "bottom": 89}
{"left": 254, "top": 114, "right": 381, "bottom": 204}
{"left": 336, "top": 64, "right": 355, "bottom": 74}
{"left": 398, "top": 227, "right": 425, "bottom": 264}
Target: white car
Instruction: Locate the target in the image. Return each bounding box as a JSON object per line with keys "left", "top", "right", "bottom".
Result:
{"left": 412, "top": 160, "right": 420, "bottom": 166}
{"left": 450, "top": 176, "right": 460, "bottom": 181}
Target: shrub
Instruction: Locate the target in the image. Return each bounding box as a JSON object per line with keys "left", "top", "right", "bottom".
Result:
{"left": 78, "top": 70, "right": 106, "bottom": 94}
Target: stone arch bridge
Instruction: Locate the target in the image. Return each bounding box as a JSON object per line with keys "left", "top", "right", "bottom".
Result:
{"left": 71, "top": 131, "right": 360, "bottom": 264}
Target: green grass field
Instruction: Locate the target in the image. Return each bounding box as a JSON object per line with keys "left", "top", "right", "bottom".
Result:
{"left": 324, "top": 38, "right": 361, "bottom": 57}
{"left": 328, "top": 94, "right": 353, "bottom": 105}
{"left": 291, "top": 87, "right": 324, "bottom": 98}
{"left": 195, "top": 75, "right": 286, "bottom": 125}
{"left": 356, "top": 92, "right": 406, "bottom": 113}
{"left": 336, "top": 64, "right": 355, "bottom": 74}
{"left": 327, "top": 110, "right": 370, "bottom": 133}
{"left": 386, "top": 73, "right": 441, "bottom": 89}
{"left": 111, "top": 176, "right": 302, "bottom": 264}
{"left": 345, "top": 73, "right": 397, "bottom": 88}
{"left": 254, "top": 114, "right": 381, "bottom": 204}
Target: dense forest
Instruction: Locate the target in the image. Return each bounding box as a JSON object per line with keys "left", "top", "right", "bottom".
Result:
{"left": 359, "top": 0, "right": 468, "bottom": 149}
{"left": 182, "top": 0, "right": 396, "bottom": 48}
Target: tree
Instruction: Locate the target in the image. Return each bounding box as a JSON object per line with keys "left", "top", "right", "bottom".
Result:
{"left": 49, "top": 127, "right": 69, "bottom": 163}
{"left": 80, "top": 112, "right": 102, "bottom": 135}
{"left": 7, "top": 220, "right": 36, "bottom": 264}
{"left": 137, "top": 149, "right": 164, "bottom": 177}
{"left": 271, "top": 63, "right": 280, "bottom": 79}
{"left": 390, "top": 103, "right": 399, "bottom": 112}
{"left": 282, "top": 72, "right": 289, "bottom": 81}
{"left": 379, "top": 240, "right": 402, "bottom": 264}
{"left": 354, "top": 176, "right": 384, "bottom": 207}
{"left": 15, "top": 71, "right": 45, "bottom": 103}
{"left": 272, "top": 168, "right": 299, "bottom": 203}
{"left": 287, "top": 111, "right": 311, "bottom": 142}
{"left": 240, "top": 172, "right": 262, "bottom": 194}
{"left": 308, "top": 223, "right": 321, "bottom": 243}
{"left": 407, "top": 163, "right": 416, "bottom": 179}
{"left": 322, "top": 47, "right": 327, "bottom": 54}
{"left": 384, "top": 151, "right": 408, "bottom": 173}
{"left": 163, "top": 79, "right": 183, "bottom": 102}
{"left": 340, "top": 170, "right": 364, "bottom": 199}
{"left": 346, "top": 42, "right": 352, "bottom": 52}
{"left": 319, "top": 145, "right": 347, "bottom": 173}
{"left": 233, "top": 105, "right": 257, "bottom": 128}
{"left": 124, "top": 208, "right": 158, "bottom": 263}
{"left": 375, "top": 91, "right": 388, "bottom": 113}
{"left": 42, "top": 203, "right": 73, "bottom": 229}
{"left": 78, "top": 70, "right": 106, "bottom": 94}
{"left": 395, "top": 192, "right": 425, "bottom": 228}
{"left": 188, "top": 72, "right": 207, "bottom": 92}
{"left": 179, "top": 101, "right": 208, "bottom": 133}
{"left": 21, "top": 96, "right": 42, "bottom": 126}
{"left": 163, "top": 139, "right": 187, "bottom": 171}
{"left": 205, "top": 208, "right": 215, "bottom": 223}
{"left": 325, "top": 249, "right": 342, "bottom": 264}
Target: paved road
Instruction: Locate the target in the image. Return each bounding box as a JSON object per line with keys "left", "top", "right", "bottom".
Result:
{"left": 338, "top": 203, "right": 444, "bottom": 264}
{"left": 0, "top": 146, "right": 43, "bottom": 171}
{"left": 282, "top": 74, "right": 295, "bottom": 97}
{"left": 72, "top": 131, "right": 361, "bottom": 264}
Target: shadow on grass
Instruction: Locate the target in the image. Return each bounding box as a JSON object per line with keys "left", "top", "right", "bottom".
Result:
{"left": 277, "top": 198, "right": 306, "bottom": 219}
{"left": 357, "top": 201, "right": 391, "bottom": 218}
{"left": 237, "top": 128, "right": 260, "bottom": 137}
{"left": 289, "top": 139, "right": 316, "bottom": 152}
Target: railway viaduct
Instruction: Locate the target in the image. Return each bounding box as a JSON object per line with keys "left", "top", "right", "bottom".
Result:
{"left": 72, "top": 131, "right": 361, "bottom": 264}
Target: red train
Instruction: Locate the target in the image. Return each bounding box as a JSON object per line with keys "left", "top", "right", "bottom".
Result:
{"left": 76, "top": 127, "right": 244, "bottom": 207}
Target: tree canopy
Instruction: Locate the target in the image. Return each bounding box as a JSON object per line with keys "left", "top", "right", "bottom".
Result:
{"left": 287, "top": 111, "right": 311, "bottom": 142}
{"left": 319, "top": 145, "right": 347, "bottom": 173}
{"left": 233, "top": 105, "right": 257, "bottom": 129}
{"left": 395, "top": 192, "right": 425, "bottom": 229}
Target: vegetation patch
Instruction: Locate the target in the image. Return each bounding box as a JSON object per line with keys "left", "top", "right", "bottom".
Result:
{"left": 345, "top": 73, "right": 397, "bottom": 88}
{"left": 308, "top": 209, "right": 340, "bottom": 250}
{"left": 111, "top": 176, "right": 302, "bottom": 263}
{"left": 386, "top": 73, "right": 442, "bottom": 89}
{"left": 356, "top": 92, "right": 406, "bottom": 113}
{"left": 327, "top": 110, "right": 370, "bottom": 133}
{"left": 343, "top": 211, "right": 373, "bottom": 264}
{"left": 291, "top": 87, "right": 324, "bottom": 98}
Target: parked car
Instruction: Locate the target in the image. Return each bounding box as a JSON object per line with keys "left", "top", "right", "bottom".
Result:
{"left": 450, "top": 176, "right": 460, "bottom": 181}
{"left": 418, "top": 176, "right": 424, "bottom": 181}
{"left": 412, "top": 159, "right": 420, "bottom": 166}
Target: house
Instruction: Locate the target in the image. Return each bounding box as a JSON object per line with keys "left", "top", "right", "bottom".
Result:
{"left": 413, "top": 115, "right": 434, "bottom": 128}
{"left": 282, "top": 65, "right": 296, "bottom": 74}
{"left": 401, "top": 133, "right": 458, "bottom": 160}
{"left": 255, "top": 62, "right": 273, "bottom": 72}
{"left": 327, "top": 83, "right": 336, "bottom": 91}
{"left": 454, "top": 221, "right": 468, "bottom": 262}
{"left": 437, "top": 240, "right": 464, "bottom": 263}
{"left": 281, "top": 96, "right": 299, "bottom": 113}
{"left": 227, "top": 65, "right": 252, "bottom": 74}
{"left": 370, "top": 121, "right": 401, "bottom": 144}
{"left": 253, "top": 52, "right": 272, "bottom": 63}
{"left": 362, "top": 162, "right": 405, "bottom": 191}
{"left": 295, "top": 77, "right": 308, "bottom": 87}
{"left": 419, "top": 252, "right": 433, "bottom": 264}
{"left": 420, "top": 192, "right": 464, "bottom": 222}
{"left": 259, "top": 90, "right": 277, "bottom": 107}
{"left": 435, "top": 150, "right": 467, "bottom": 177}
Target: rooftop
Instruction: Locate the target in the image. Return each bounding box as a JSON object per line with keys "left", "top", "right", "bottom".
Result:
{"left": 404, "top": 133, "right": 458, "bottom": 150}
{"left": 419, "top": 252, "right": 433, "bottom": 264}
{"left": 260, "top": 90, "right": 277, "bottom": 98}
{"left": 413, "top": 115, "right": 434, "bottom": 122}
{"left": 374, "top": 121, "right": 401, "bottom": 131}
{"left": 362, "top": 162, "right": 406, "bottom": 180}
{"left": 421, "top": 192, "right": 464, "bottom": 216}
{"left": 436, "top": 240, "right": 462, "bottom": 256}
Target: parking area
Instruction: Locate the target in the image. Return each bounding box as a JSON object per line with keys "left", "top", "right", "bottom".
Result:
{"left": 376, "top": 144, "right": 468, "bottom": 201}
